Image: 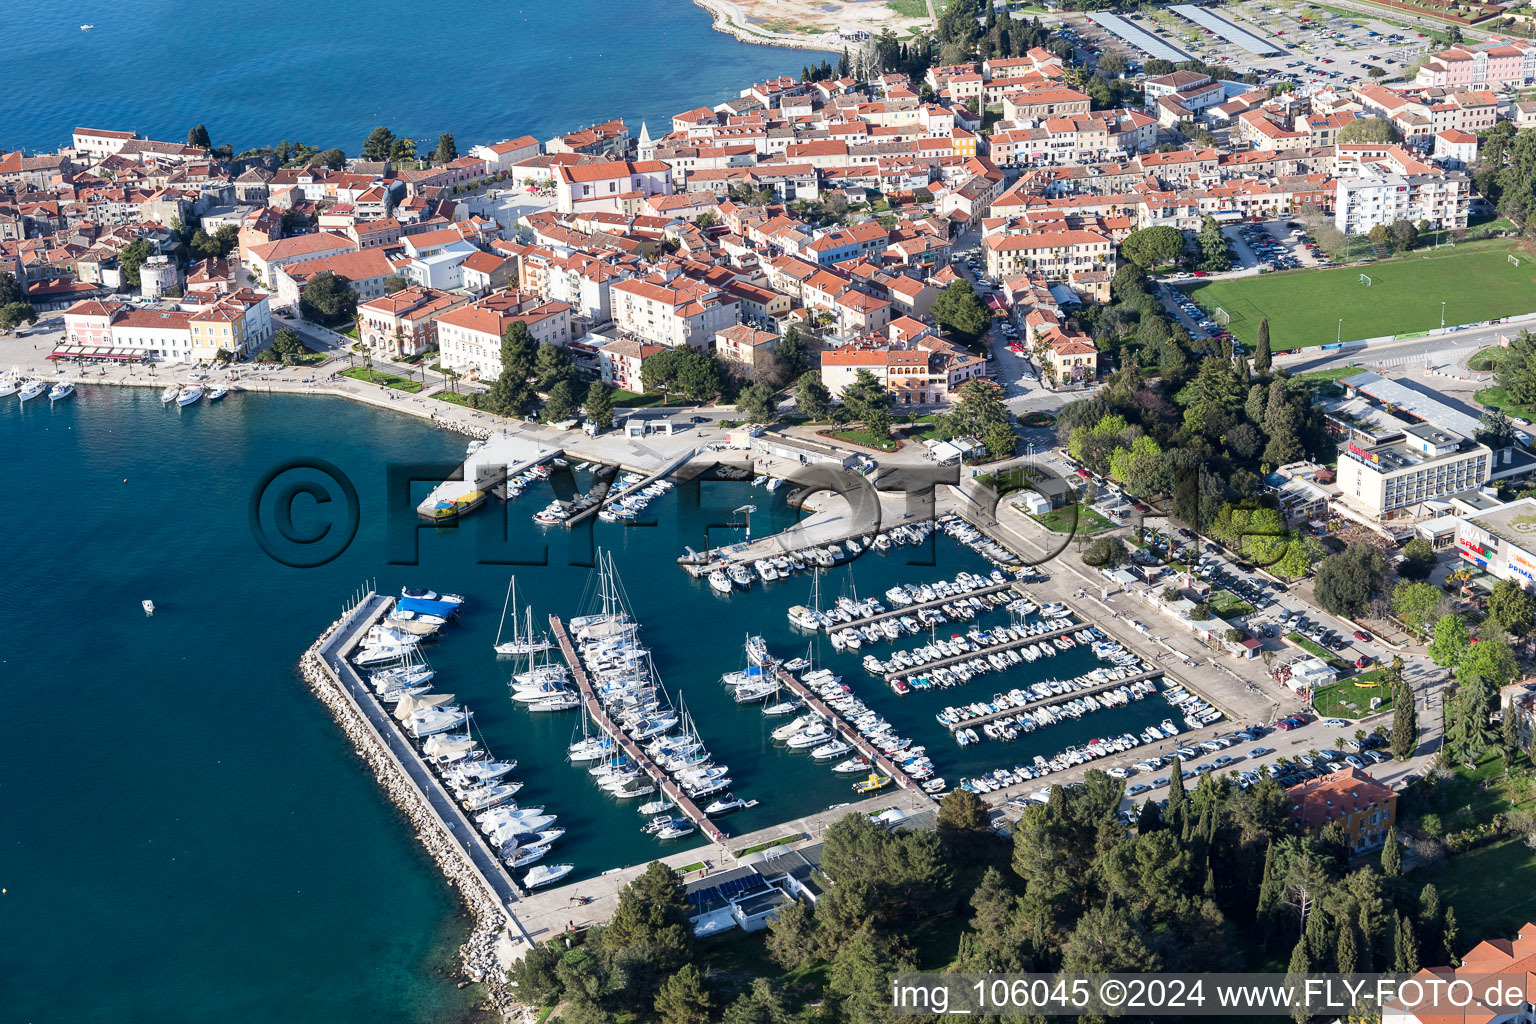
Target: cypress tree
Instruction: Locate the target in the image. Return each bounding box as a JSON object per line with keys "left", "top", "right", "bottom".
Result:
{"left": 1286, "top": 936, "right": 1314, "bottom": 1024}
{"left": 1443, "top": 907, "right": 1459, "bottom": 966}
{"left": 1392, "top": 680, "right": 1418, "bottom": 760}
{"left": 1166, "top": 760, "right": 1188, "bottom": 835}
{"left": 1399, "top": 912, "right": 1420, "bottom": 973}
{"left": 1254, "top": 317, "right": 1272, "bottom": 373}
{"left": 1418, "top": 884, "right": 1444, "bottom": 962}
{"left": 1392, "top": 910, "right": 1409, "bottom": 972}
{"left": 1381, "top": 827, "right": 1402, "bottom": 877}
{"left": 1336, "top": 921, "right": 1359, "bottom": 976}
{"left": 1305, "top": 902, "right": 1332, "bottom": 965}
{"left": 1257, "top": 841, "right": 1283, "bottom": 922}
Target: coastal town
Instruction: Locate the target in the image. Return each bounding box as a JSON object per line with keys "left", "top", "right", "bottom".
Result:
{"left": 10, "top": 0, "right": 1536, "bottom": 1022}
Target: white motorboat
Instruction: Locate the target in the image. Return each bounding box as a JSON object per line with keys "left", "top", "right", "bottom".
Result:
{"left": 704, "top": 794, "right": 755, "bottom": 815}
{"left": 812, "top": 739, "right": 852, "bottom": 759}
{"left": 48, "top": 382, "right": 75, "bottom": 401}
{"left": 639, "top": 797, "right": 673, "bottom": 816}
{"left": 141, "top": 599, "right": 155, "bottom": 616}
{"left": 206, "top": 386, "right": 229, "bottom": 401}
{"left": 17, "top": 381, "right": 45, "bottom": 402}
{"left": 0, "top": 379, "right": 17, "bottom": 397}
{"left": 832, "top": 756, "right": 871, "bottom": 773}
{"left": 159, "top": 385, "right": 179, "bottom": 404}
{"left": 402, "top": 589, "right": 465, "bottom": 607}
{"left": 529, "top": 692, "right": 580, "bottom": 712}
{"left": 762, "top": 697, "right": 801, "bottom": 716}
{"left": 177, "top": 384, "right": 204, "bottom": 406}
{"left": 655, "top": 821, "right": 695, "bottom": 840}
{"left": 744, "top": 635, "right": 769, "bottom": 665}
{"left": 728, "top": 565, "right": 753, "bottom": 589}
{"left": 787, "top": 725, "right": 833, "bottom": 749}
{"left": 709, "top": 570, "right": 734, "bottom": 594}
{"left": 403, "top": 707, "right": 470, "bottom": 738}
{"left": 506, "top": 844, "right": 551, "bottom": 868}
{"left": 523, "top": 863, "right": 575, "bottom": 888}
{"left": 461, "top": 783, "right": 523, "bottom": 811}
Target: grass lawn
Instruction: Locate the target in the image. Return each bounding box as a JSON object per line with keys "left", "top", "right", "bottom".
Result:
{"left": 610, "top": 389, "right": 665, "bottom": 409}
{"left": 1181, "top": 240, "right": 1535, "bottom": 349}
{"left": 341, "top": 367, "right": 423, "bottom": 392}
{"left": 736, "top": 834, "right": 800, "bottom": 858}
{"left": 1469, "top": 346, "right": 1502, "bottom": 372}
{"left": 1294, "top": 365, "right": 1364, "bottom": 384}
{"left": 1286, "top": 632, "right": 1344, "bottom": 665}
{"left": 1476, "top": 384, "right": 1536, "bottom": 422}
{"left": 1208, "top": 589, "right": 1255, "bottom": 617}
{"left": 825, "top": 428, "right": 899, "bottom": 452}
{"left": 1310, "top": 671, "right": 1386, "bottom": 719}
{"left": 432, "top": 390, "right": 481, "bottom": 408}
{"left": 1031, "top": 506, "right": 1114, "bottom": 535}
{"left": 1410, "top": 838, "right": 1536, "bottom": 945}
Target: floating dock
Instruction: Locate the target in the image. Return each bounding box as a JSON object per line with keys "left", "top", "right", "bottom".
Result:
{"left": 771, "top": 665, "right": 928, "bottom": 797}
{"left": 836, "top": 579, "right": 1020, "bottom": 634}
{"left": 562, "top": 446, "right": 697, "bottom": 529}
{"left": 936, "top": 667, "right": 1167, "bottom": 733}
{"left": 548, "top": 615, "right": 727, "bottom": 843}
{"left": 415, "top": 435, "right": 562, "bottom": 518}
{"left": 882, "top": 619, "right": 1083, "bottom": 684}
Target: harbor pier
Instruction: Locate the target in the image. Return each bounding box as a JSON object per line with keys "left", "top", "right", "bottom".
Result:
{"left": 548, "top": 614, "right": 728, "bottom": 843}
{"left": 837, "top": 578, "right": 1021, "bottom": 634}
{"left": 881, "top": 618, "right": 1084, "bottom": 684}
{"left": 771, "top": 664, "right": 930, "bottom": 796}
{"left": 415, "top": 435, "right": 562, "bottom": 518}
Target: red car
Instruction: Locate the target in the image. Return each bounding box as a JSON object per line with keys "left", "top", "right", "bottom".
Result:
{"left": 1355, "top": 656, "right": 1372, "bottom": 669}
{"left": 1193, "top": 271, "right": 1209, "bottom": 277}
{"left": 1076, "top": 468, "right": 1091, "bottom": 479}
{"left": 1353, "top": 629, "right": 1371, "bottom": 642}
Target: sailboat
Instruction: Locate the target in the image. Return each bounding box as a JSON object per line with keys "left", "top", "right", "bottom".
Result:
{"left": 787, "top": 569, "right": 827, "bottom": 632}
{"left": 493, "top": 577, "right": 553, "bottom": 656}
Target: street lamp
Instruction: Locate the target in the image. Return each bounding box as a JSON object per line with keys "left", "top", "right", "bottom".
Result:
{"left": 1336, "top": 318, "right": 1342, "bottom": 345}
{"left": 1440, "top": 301, "right": 1446, "bottom": 330}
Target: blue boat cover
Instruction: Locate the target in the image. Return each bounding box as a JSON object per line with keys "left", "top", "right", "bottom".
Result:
{"left": 398, "top": 596, "right": 460, "bottom": 618}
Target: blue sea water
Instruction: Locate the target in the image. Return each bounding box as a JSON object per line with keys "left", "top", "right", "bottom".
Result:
{"left": 0, "top": 387, "right": 1178, "bottom": 1021}
{"left": 4, "top": 0, "right": 830, "bottom": 155}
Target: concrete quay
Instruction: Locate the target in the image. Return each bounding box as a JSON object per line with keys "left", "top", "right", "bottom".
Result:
{"left": 415, "top": 435, "right": 561, "bottom": 517}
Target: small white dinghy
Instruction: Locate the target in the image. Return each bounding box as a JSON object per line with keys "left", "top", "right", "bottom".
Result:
{"left": 142, "top": 600, "right": 155, "bottom": 616}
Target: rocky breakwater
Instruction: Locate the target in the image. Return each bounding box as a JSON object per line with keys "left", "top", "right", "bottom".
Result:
{"left": 298, "top": 615, "right": 530, "bottom": 1021}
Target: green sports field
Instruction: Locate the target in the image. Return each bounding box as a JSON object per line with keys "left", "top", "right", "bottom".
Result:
{"left": 1180, "top": 240, "right": 1536, "bottom": 350}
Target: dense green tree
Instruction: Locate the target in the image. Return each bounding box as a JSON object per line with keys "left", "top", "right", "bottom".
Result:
{"left": 932, "top": 280, "right": 992, "bottom": 340}
{"left": 773, "top": 324, "right": 808, "bottom": 378}
{"left": 937, "top": 788, "right": 991, "bottom": 859}
{"left": 507, "top": 941, "right": 563, "bottom": 1005}
{"left": 1380, "top": 827, "right": 1402, "bottom": 877}
{"left": 1313, "top": 544, "right": 1387, "bottom": 618}
{"left": 362, "top": 125, "right": 395, "bottom": 162}
{"left": 1063, "top": 904, "right": 1163, "bottom": 973}
{"left": 1254, "top": 318, "right": 1272, "bottom": 373}
{"left": 434, "top": 133, "right": 457, "bottom": 163}
{"left": 1388, "top": 219, "right": 1418, "bottom": 253}
{"left": 271, "top": 326, "right": 306, "bottom": 362}
{"left": 1273, "top": 536, "right": 1326, "bottom": 580}
{"left": 1496, "top": 127, "right": 1536, "bottom": 227}
{"left": 764, "top": 897, "right": 814, "bottom": 969}
{"left": 543, "top": 379, "right": 577, "bottom": 423}
{"left": 794, "top": 371, "right": 832, "bottom": 419}
{"left": 187, "top": 123, "right": 212, "bottom": 149}
{"left": 484, "top": 320, "right": 536, "bottom": 417}
{"left": 653, "top": 963, "right": 714, "bottom": 1024}
{"left": 736, "top": 382, "right": 777, "bottom": 424}
{"left": 721, "top": 978, "right": 791, "bottom": 1024}
{"left": 0, "top": 271, "right": 26, "bottom": 307}
{"left": 1487, "top": 578, "right": 1536, "bottom": 635}
{"left": 838, "top": 368, "right": 895, "bottom": 429}
{"left": 298, "top": 271, "right": 356, "bottom": 326}
{"left": 533, "top": 341, "right": 577, "bottom": 389}
{"left": 1390, "top": 581, "right": 1443, "bottom": 636}
{"left": 584, "top": 381, "right": 613, "bottom": 430}
{"left": 118, "top": 238, "right": 155, "bottom": 287}
{"left": 315, "top": 148, "right": 346, "bottom": 170}
{"left": 826, "top": 923, "right": 914, "bottom": 1024}
{"left": 1475, "top": 408, "right": 1517, "bottom": 449}
{"left": 601, "top": 861, "right": 693, "bottom": 970}
{"left": 1083, "top": 535, "right": 1127, "bottom": 567}
{"left": 1120, "top": 225, "right": 1184, "bottom": 269}
{"left": 389, "top": 136, "right": 418, "bottom": 164}
{"left": 1339, "top": 117, "right": 1401, "bottom": 145}
{"left": 1428, "top": 613, "right": 1470, "bottom": 669}
{"left": 0, "top": 301, "right": 38, "bottom": 333}
{"left": 1391, "top": 673, "right": 1418, "bottom": 760}
{"left": 1397, "top": 536, "right": 1437, "bottom": 581}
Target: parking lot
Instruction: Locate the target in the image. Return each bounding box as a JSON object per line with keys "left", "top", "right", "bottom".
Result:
{"left": 1065, "top": 0, "right": 1440, "bottom": 94}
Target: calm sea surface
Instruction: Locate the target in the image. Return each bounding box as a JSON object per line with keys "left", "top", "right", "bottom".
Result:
{"left": 3, "top": 0, "right": 828, "bottom": 154}
{"left": 1, "top": 388, "right": 1176, "bottom": 1021}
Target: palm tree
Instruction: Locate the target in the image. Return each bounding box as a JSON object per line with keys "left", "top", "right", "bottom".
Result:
{"left": 362, "top": 350, "right": 375, "bottom": 383}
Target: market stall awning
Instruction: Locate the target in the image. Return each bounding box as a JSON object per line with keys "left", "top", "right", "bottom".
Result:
{"left": 48, "top": 345, "right": 145, "bottom": 361}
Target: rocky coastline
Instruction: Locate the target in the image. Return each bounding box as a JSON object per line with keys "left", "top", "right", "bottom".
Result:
{"left": 298, "top": 618, "right": 536, "bottom": 1023}
{"left": 690, "top": 0, "right": 846, "bottom": 52}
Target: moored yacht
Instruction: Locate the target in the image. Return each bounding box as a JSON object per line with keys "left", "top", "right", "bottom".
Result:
{"left": 18, "top": 380, "right": 46, "bottom": 402}
{"left": 176, "top": 384, "right": 203, "bottom": 406}
{"left": 709, "top": 569, "right": 733, "bottom": 594}
{"left": 523, "top": 863, "right": 574, "bottom": 888}
{"left": 48, "top": 382, "right": 75, "bottom": 401}
{"left": 160, "top": 385, "right": 180, "bottom": 404}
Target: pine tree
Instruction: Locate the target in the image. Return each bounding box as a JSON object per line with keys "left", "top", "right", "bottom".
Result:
{"left": 1255, "top": 317, "right": 1272, "bottom": 373}
{"left": 653, "top": 964, "right": 714, "bottom": 1024}
{"left": 584, "top": 381, "right": 613, "bottom": 431}
{"left": 435, "top": 133, "right": 457, "bottom": 163}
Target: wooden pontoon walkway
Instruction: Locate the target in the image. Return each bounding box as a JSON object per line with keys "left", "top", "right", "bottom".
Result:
{"left": 548, "top": 615, "right": 727, "bottom": 843}
{"left": 771, "top": 665, "right": 931, "bottom": 799}
{"left": 881, "top": 619, "right": 1085, "bottom": 683}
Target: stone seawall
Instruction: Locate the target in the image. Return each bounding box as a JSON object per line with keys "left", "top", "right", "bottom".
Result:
{"left": 690, "top": 0, "right": 844, "bottom": 52}
{"left": 298, "top": 616, "right": 535, "bottom": 1022}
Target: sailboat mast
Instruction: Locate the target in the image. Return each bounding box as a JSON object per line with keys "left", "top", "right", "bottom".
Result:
{"left": 494, "top": 575, "right": 514, "bottom": 647}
